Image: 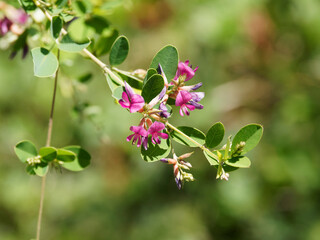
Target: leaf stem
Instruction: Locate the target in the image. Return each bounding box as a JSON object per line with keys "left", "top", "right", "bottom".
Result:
{"left": 166, "top": 122, "right": 219, "bottom": 161}
{"left": 36, "top": 49, "right": 60, "bottom": 240}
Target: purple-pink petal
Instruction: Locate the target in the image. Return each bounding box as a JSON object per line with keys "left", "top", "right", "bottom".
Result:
{"left": 174, "top": 60, "right": 198, "bottom": 82}
{"left": 175, "top": 91, "right": 192, "bottom": 107}
{"left": 124, "top": 81, "right": 135, "bottom": 100}
{"left": 129, "top": 94, "right": 145, "bottom": 113}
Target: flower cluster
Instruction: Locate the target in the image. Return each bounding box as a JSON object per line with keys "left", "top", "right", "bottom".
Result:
{"left": 161, "top": 152, "right": 194, "bottom": 189}
{"left": 0, "top": 2, "right": 29, "bottom": 58}
{"left": 118, "top": 60, "right": 204, "bottom": 188}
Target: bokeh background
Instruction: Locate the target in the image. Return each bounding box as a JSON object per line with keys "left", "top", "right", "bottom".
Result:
{"left": 1, "top": 0, "right": 320, "bottom": 239}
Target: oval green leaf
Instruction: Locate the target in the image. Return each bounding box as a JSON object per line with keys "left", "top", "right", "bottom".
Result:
{"left": 109, "top": 35, "right": 129, "bottom": 66}
{"left": 143, "top": 68, "right": 157, "bottom": 86}
{"left": 141, "top": 74, "right": 164, "bottom": 103}
{"left": 150, "top": 45, "right": 178, "bottom": 81}
{"left": 225, "top": 156, "right": 251, "bottom": 168}
{"left": 116, "top": 70, "right": 143, "bottom": 90}
{"left": 58, "top": 34, "right": 91, "bottom": 52}
{"left": 50, "top": 16, "right": 63, "bottom": 39}
{"left": 170, "top": 126, "right": 205, "bottom": 147}
{"left": 105, "top": 73, "right": 122, "bottom": 92}
{"left": 34, "top": 163, "right": 49, "bottom": 176}
{"left": 206, "top": 122, "right": 225, "bottom": 148}
{"left": 57, "top": 148, "right": 76, "bottom": 162}
{"left": 61, "top": 146, "right": 91, "bottom": 171}
{"left": 14, "top": 140, "right": 38, "bottom": 163}
{"left": 39, "top": 147, "right": 57, "bottom": 163}
{"left": 203, "top": 150, "right": 219, "bottom": 166}
{"left": 141, "top": 137, "right": 171, "bottom": 162}
{"left": 31, "top": 48, "right": 59, "bottom": 77}
{"left": 112, "top": 86, "right": 124, "bottom": 100}
{"left": 231, "top": 124, "right": 263, "bottom": 154}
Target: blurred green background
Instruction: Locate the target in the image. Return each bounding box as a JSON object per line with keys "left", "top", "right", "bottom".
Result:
{"left": 1, "top": 0, "right": 320, "bottom": 239}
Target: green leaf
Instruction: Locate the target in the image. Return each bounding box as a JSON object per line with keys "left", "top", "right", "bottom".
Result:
{"left": 68, "top": 18, "right": 95, "bottom": 42}
{"left": 231, "top": 124, "right": 263, "bottom": 154}
{"left": 109, "top": 36, "right": 129, "bottom": 66}
{"left": 141, "top": 137, "right": 171, "bottom": 162}
{"left": 50, "top": 16, "right": 63, "bottom": 39}
{"left": 150, "top": 45, "right": 178, "bottom": 81}
{"left": 14, "top": 140, "right": 38, "bottom": 163}
{"left": 18, "top": 0, "right": 36, "bottom": 12}
{"left": 141, "top": 74, "right": 164, "bottom": 103}
{"left": 170, "top": 126, "right": 205, "bottom": 147}
{"left": 116, "top": 70, "right": 143, "bottom": 90}
{"left": 78, "top": 73, "right": 93, "bottom": 83}
{"left": 56, "top": 149, "right": 76, "bottom": 162}
{"left": 94, "top": 29, "right": 119, "bottom": 57}
{"left": 58, "top": 34, "right": 90, "bottom": 52}
{"left": 55, "top": 0, "right": 69, "bottom": 8}
{"left": 143, "top": 68, "right": 157, "bottom": 86}
{"left": 112, "top": 86, "right": 124, "bottom": 100}
{"left": 62, "top": 146, "right": 91, "bottom": 171}
{"left": 39, "top": 147, "right": 57, "bottom": 163}
{"left": 85, "top": 16, "right": 109, "bottom": 34}
{"left": 206, "top": 122, "right": 225, "bottom": 148}
{"left": 203, "top": 150, "right": 219, "bottom": 166}
{"left": 34, "top": 163, "right": 49, "bottom": 177}
{"left": 26, "top": 165, "right": 36, "bottom": 175}
{"left": 225, "top": 156, "right": 251, "bottom": 168}
{"left": 31, "top": 48, "right": 59, "bottom": 78}
{"left": 105, "top": 73, "right": 121, "bottom": 92}
{"left": 72, "top": 0, "right": 92, "bottom": 15}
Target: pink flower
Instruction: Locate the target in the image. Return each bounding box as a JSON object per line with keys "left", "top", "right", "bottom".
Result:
{"left": 127, "top": 125, "right": 148, "bottom": 148}
{"left": 175, "top": 91, "right": 196, "bottom": 116}
{"left": 174, "top": 60, "right": 198, "bottom": 82}
{"left": 0, "top": 17, "right": 12, "bottom": 36}
{"left": 119, "top": 81, "right": 145, "bottom": 113}
{"left": 147, "top": 121, "right": 168, "bottom": 144}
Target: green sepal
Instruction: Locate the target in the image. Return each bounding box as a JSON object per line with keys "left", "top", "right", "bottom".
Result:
{"left": 39, "top": 147, "right": 57, "bottom": 163}
{"left": 14, "top": 140, "right": 38, "bottom": 163}
{"left": 61, "top": 146, "right": 91, "bottom": 171}
{"left": 170, "top": 126, "right": 205, "bottom": 147}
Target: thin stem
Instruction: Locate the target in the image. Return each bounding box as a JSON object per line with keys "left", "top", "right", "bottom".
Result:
{"left": 166, "top": 122, "right": 219, "bottom": 161}
{"left": 36, "top": 50, "right": 60, "bottom": 240}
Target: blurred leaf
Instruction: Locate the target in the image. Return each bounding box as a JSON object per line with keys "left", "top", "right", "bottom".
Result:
{"left": 50, "top": 16, "right": 63, "bottom": 39}
{"left": 231, "top": 124, "right": 263, "bottom": 154}
{"left": 141, "top": 74, "right": 164, "bottom": 103}
{"left": 18, "top": 0, "right": 36, "bottom": 12}
{"left": 94, "top": 29, "right": 119, "bottom": 56}
{"left": 225, "top": 156, "right": 251, "bottom": 168}
{"left": 85, "top": 16, "right": 109, "bottom": 34}
{"left": 72, "top": 0, "right": 92, "bottom": 15}
{"left": 62, "top": 146, "right": 91, "bottom": 171}
{"left": 150, "top": 45, "right": 178, "bottom": 81}
{"left": 26, "top": 165, "right": 36, "bottom": 175}
{"left": 141, "top": 137, "right": 171, "bottom": 162}
{"left": 112, "top": 86, "right": 124, "bottom": 100}
{"left": 55, "top": 0, "right": 68, "bottom": 8}
{"left": 14, "top": 140, "right": 38, "bottom": 163}
{"left": 206, "top": 122, "right": 225, "bottom": 148}
{"left": 170, "top": 126, "right": 205, "bottom": 147}
{"left": 58, "top": 34, "right": 90, "bottom": 52}
{"left": 39, "top": 147, "right": 57, "bottom": 163}
{"left": 109, "top": 36, "right": 129, "bottom": 66}
{"left": 68, "top": 18, "right": 95, "bottom": 41}
{"left": 31, "top": 48, "right": 59, "bottom": 77}
{"left": 78, "top": 73, "right": 93, "bottom": 83}
{"left": 56, "top": 149, "right": 76, "bottom": 162}
{"left": 203, "top": 150, "right": 219, "bottom": 166}
{"left": 34, "top": 163, "right": 49, "bottom": 177}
